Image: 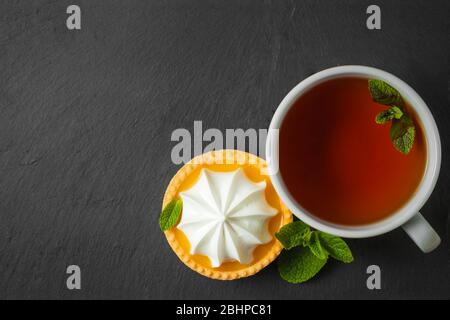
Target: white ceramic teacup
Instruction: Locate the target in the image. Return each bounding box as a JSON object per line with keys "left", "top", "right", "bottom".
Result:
{"left": 266, "top": 65, "right": 441, "bottom": 252}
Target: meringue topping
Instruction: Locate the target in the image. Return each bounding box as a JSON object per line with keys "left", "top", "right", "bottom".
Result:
{"left": 178, "top": 168, "right": 277, "bottom": 267}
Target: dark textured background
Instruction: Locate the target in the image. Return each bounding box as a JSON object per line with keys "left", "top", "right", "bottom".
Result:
{"left": 0, "top": 0, "right": 449, "bottom": 300}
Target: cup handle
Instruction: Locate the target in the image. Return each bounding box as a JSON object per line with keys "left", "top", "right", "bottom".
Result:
{"left": 401, "top": 212, "right": 441, "bottom": 253}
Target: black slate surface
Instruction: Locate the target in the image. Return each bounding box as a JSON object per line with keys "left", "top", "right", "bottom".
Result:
{"left": 0, "top": 0, "right": 449, "bottom": 299}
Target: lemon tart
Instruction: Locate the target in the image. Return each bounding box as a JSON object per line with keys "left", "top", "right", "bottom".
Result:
{"left": 162, "top": 150, "right": 292, "bottom": 280}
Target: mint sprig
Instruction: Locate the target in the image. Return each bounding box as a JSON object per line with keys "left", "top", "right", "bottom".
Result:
{"left": 368, "top": 79, "right": 415, "bottom": 154}
{"left": 276, "top": 221, "right": 353, "bottom": 284}
{"left": 159, "top": 199, "right": 182, "bottom": 231}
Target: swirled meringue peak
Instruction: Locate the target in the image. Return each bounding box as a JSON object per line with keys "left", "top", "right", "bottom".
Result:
{"left": 178, "top": 168, "right": 278, "bottom": 267}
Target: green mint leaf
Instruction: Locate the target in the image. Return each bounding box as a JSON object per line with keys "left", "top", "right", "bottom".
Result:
{"left": 391, "top": 106, "right": 404, "bottom": 119}
{"left": 275, "top": 221, "right": 311, "bottom": 250}
{"left": 278, "top": 246, "right": 328, "bottom": 283}
{"left": 317, "top": 232, "right": 353, "bottom": 263}
{"left": 307, "top": 232, "right": 328, "bottom": 260}
{"left": 375, "top": 109, "right": 395, "bottom": 124}
{"left": 159, "top": 199, "right": 182, "bottom": 231}
{"left": 375, "top": 106, "right": 403, "bottom": 124}
{"left": 390, "top": 114, "right": 415, "bottom": 154}
{"left": 368, "top": 79, "right": 403, "bottom": 106}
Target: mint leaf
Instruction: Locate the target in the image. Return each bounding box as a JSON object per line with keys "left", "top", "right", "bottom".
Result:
{"left": 275, "top": 221, "right": 311, "bottom": 250}
{"left": 375, "top": 110, "right": 395, "bottom": 124}
{"left": 318, "top": 232, "right": 353, "bottom": 263}
{"left": 159, "top": 199, "right": 182, "bottom": 231}
{"left": 390, "top": 106, "right": 404, "bottom": 119}
{"left": 390, "top": 114, "right": 415, "bottom": 154}
{"left": 375, "top": 106, "right": 403, "bottom": 124}
{"left": 368, "top": 79, "right": 403, "bottom": 106}
{"left": 278, "top": 247, "right": 328, "bottom": 283}
{"left": 308, "top": 232, "right": 328, "bottom": 260}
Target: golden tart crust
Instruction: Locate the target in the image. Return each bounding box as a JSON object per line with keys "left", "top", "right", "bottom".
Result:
{"left": 162, "top": 150, "right": 292, "bottom": 280}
